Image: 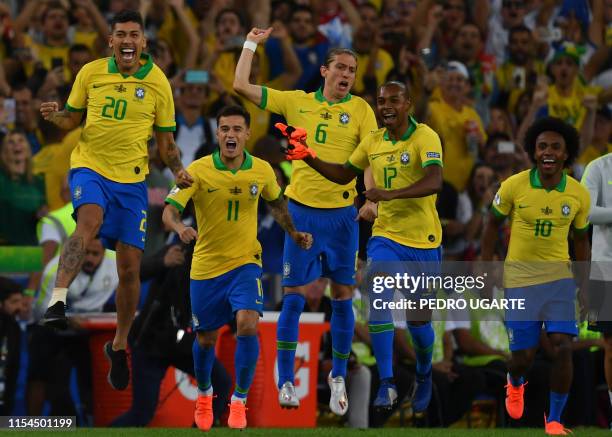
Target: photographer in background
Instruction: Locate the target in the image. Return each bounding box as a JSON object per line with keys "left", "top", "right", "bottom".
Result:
{"left": 111, "top": 241, "right": 231, "bottom": 427}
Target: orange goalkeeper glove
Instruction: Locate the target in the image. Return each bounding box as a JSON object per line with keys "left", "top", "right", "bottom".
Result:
{"left": 275, "top": 122, "right": 317, "bottom": 160}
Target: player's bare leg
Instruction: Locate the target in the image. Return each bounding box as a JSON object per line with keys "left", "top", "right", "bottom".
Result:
{"left": 43, "top": 204, "right": 103, "bottom": 327}
{"left": 104, "top": 241, "right": 142, "bottom": 390}
{"left": 277, "top": 285, "right": 307, "bottom": 409}
{"left": 327, "top": 282, "right": 353, "bottom": 416}
{"left": 228, "top": 309, "right": 260, "bottom": 429}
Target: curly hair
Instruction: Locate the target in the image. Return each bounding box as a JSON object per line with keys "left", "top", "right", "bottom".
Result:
{"left": 523, "top": 116, "right": 579, "bottom": 167}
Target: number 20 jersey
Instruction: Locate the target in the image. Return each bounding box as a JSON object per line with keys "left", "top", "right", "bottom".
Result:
{"left": 66, "top": 55, "right": 176, "bottom": 183}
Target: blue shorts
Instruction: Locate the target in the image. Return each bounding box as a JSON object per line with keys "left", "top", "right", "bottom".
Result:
{"left": 69, "top": 168, "right": 147, "bottom": 250}
{"left": 505, "top": 278, "right": 578, "bottom": 351}
{"left": 190, "top": 264, "right": 263, "bottom": 331}
{"left": 366, "top": 237, "right": 441, "bottom": 315}
{"left": 282, "top": 201, "right": 358, "bottom": 287}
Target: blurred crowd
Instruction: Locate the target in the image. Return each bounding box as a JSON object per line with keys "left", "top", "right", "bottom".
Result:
{"left": 0, "top": 0, "right": 610, "bottom": 429}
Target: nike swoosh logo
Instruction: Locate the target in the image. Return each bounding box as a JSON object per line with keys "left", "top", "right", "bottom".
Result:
{"left": 518, "top": 205, "right": 529, "bottom": 209}
{"left": 255, "top": 300, "right": 263, "bottom": 305}
{"left": 299, "top": 109, "right": 311, "bottom": 113}
{"left": 92, "top": 84, "right": 104, "bottom": 88}
{"left": 207, "top": 188, "right": 219, "bottom": 193}
{"left": 370, "top": 154, "right": 386, "bottom": 160}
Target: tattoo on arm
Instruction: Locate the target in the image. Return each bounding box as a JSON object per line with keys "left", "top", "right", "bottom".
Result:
{"left": 267, "top": 197, "right": 297, "bottom": 235}
{"left": 50, "top": 110, "right": 80, "bottom": 130}
{"left": 58, "top": 235, "right": 85, "bottom": 275}
{"left": 162, "top": 142, "right": 183, "bottom": 174}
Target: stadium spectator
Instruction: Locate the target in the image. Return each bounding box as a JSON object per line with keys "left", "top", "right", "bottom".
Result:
{"left": 174, "top": 74, "right": 216, "bottom": 168}
{"left": 475, "top": 0, "right": 529, "bottom": 64}
{"left": 574, "top": 106, "right": 612, "bottom": 177}
{"left": 494, "top": 25, "right": 545, "bottom": 116}
{"left": 13, "top": 85, "right": 43, "bottom": 155}
{"left": 423, "top": 0, "right": 469, "bottom": 63}
{"left": 141, "top": 0, "right": 200, "bottom": 70}
{"left": 427, "top": 61, "right": 486, "bottom": 192}
{"left": 351, "top": 3, "right": 394, "bottom": 96}
{"left": 535, "top": 43, "right": 601, "bottom": 131}
{"left": 67, "top": 44, "right": 95, "bottom": 83}
{"left": 14, "top": 0, "right": 107, "bottom": 79}
{"left": 28, "top": 238, "right": 117, "bottom": 420}
{"left": 0, "top": 130, "right": 47, "bottom": 246}
{"left": 280, "top": 5, "right": 330, "bottom": 92}
{"left": 487, "top": 105, "right": 515, "bottom": 139}
{"left": 0, "top": 277, "right": 23, "bottom": 415}
{"left": 451, "top": 22, "right": 496, "bottom": 117}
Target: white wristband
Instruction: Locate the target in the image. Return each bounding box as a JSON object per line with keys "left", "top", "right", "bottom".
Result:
{"left": 243, "top": 40, "right": 258, "bottom": 52}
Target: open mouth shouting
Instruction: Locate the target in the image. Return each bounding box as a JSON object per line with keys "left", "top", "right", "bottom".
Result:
{"left": 226, "top": 139, "right": 237, "bottom": 153}
{"left": 540, "top": 157, "right": 557, "bottom": 171}
{"left": 338, "top": 80, "right": 350, "bottom": 93}
{"left": 381, "top": 110, "right": 398, "bottom": 125}
{"left": 119, "top": 47, "right": 136, "bottom": 63}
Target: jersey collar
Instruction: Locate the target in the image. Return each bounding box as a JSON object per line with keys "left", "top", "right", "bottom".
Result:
{"left": 315, "top": 88, "right": 352, "bottom": 105}
{"left": 529, "top": 168, "right": 567, "bottom": 192}
{"left": 383, "top": 116, "right": 418, "bottom": 144}
{"left": 213, "top": 149, "right": 253, "bottom": 173}
{"left": 108, "top": 53, "right": 154, "bottom": 79}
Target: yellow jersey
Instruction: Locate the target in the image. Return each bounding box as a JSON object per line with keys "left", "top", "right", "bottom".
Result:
{"left": 32, "top": 128, "right": 80, "bottom": 211}
{"left": 577, "top": 143, "right": 612, "bottom": 167}
{"left": 354, "top": 49, "right": 395, "bottom": 95}
{"left": 261, "top": 87, "right": 378, "bottom": 208}
{"left": 545, "top": 82, "right": 601, "bottom": 130}
{"left": 165, "top": 150, "right": 282, "bottom": 280}
{"left": 427, "top": 99, "right": 486, "bottom": 192}
{"left": 66, "top": 54, "right": 176, "bottom": 183}
{"left": 491, "top": 168, "right": 590, "bottom": 287}
{"left": 348, "top": 117, "right": 443, "bottom": 248}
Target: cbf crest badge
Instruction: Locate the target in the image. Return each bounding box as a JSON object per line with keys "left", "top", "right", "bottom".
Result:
{"left": 249, "top": 182, "right": 259, "bottom": 198}
{"left": 339, "top": 112, "right": 350, "bottom": 124}
{"left": 135, "top": 87, "right": 146, "bottom": 99}
{"left": 400, "top": 151, "right": 410, "bottom": 165}
{"left": 561, "top": 203, "right": 571, "bottom": 217}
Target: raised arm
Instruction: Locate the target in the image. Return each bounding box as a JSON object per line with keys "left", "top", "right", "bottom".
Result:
{"left": 155, "top": 130, "right": 193, "bottom": 188}
{"left": 39, "top": 102, "right": 83, "bottom": 131}
{"left": 273, "top": 21, "right": 303, "bottom": 89}
{"left": 75, "top": 0, "right": 111, "bottom": 53}
{"left": 233, "top": 27, "right": 273, "bottom": 106}
{"left": 169, "top": 0, "right": 200, "bottom": 69}
{"left": 266, "top": 196, "right": 313, "bottom": 250}
{"left": 363, "top": 164, "right": 442, "bottom": 202}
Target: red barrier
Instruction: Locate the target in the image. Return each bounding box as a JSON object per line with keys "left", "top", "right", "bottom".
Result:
{"left": 80, "top": 312, "right": 328, "bottom": 427}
